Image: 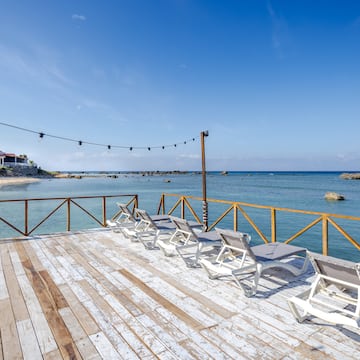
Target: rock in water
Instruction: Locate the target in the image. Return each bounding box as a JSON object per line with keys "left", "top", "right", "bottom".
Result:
{"left": 324, "top": 192, "right": 345, "bottom": 201}
{"left": 340, "top": 173, "right": 360, "bottom": 180}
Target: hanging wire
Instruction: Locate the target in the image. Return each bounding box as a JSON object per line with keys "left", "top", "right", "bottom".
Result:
{"left": 0, "top": 121, "right": 199, "bottom": 151}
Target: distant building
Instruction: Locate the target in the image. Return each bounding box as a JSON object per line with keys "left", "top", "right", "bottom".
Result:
{"left": 0, "top": 151, "right": 30, "bottom": 167}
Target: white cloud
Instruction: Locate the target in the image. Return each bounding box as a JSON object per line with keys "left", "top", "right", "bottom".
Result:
{"left": 72, "top": 14, "right": 86, "bottom": 21}
{"left": 0, "top": 44, "right": 36, "bottom": 76}
{"left": 0, "top": 44, "right": 74, "bottom": 88}
{"left": 267, "top": 2, "right": 291, "bottom": 56}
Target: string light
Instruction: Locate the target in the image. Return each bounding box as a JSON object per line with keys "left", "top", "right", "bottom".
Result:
{"left": 0, "top": 121, "right": 199, "bottom": 151}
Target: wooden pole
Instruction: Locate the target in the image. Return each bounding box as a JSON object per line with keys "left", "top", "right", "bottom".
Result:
{"left": 201, "top": 130, "right": 209, "bottom": 230}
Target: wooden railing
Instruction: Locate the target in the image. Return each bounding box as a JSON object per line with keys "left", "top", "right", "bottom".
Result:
{"left": 2, "top": 192, "right": 359, "bottom": 259}
{"left": 0, "top": 194, "right": 138, "bottom": 237}
{"left": 157, "top": 193, "right": 360, "bottom": 257}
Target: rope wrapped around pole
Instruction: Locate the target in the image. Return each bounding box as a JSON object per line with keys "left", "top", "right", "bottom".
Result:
{"left": 201, "top": 130, "right": 209, "bottom": 230}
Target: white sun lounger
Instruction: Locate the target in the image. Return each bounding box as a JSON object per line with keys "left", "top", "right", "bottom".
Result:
{"left": 106, "top": 203, "right": 135, "bottom": 232}
{"left": 288, "top": 251, "right": 360, "bottom": 328}
{"left": 157, "top": 217, "right": 221, "bottom": 268}
{"left": 122, "top": 208, "right": 176, "bottom": 249}
{"left": 199, "top": 229, "right": 308, "bottom": 297}
{"left": 107, "top": 203, "right": 170, "bottom": 233}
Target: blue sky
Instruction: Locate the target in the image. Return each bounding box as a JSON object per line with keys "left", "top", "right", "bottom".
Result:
{"left": 1, "top": 0, "right": 360, "bottom": 171}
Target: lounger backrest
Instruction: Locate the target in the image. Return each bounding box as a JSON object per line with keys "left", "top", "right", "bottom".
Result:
{"left": 216, "top": 229, "right": 254, "bottom": 261}
{"left": 308, "top": 252, "right": 360, "bottom": 288}
{"left": 170, "top": 216, "right": 197, "bottom": 240}
{"left": 116, "top": 203, "right": 136, "bottom": 221}
{"left": 135, "top": 208, "right": 157, "bottom": 229}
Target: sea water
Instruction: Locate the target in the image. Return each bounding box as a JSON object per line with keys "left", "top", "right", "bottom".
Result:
{"left": 0, "top": 171, "right": 359, "bottom": 261}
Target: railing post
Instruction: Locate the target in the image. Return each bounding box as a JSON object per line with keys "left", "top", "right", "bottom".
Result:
{"left": 24, "top": 200, "right": 28, "bottom": 236}
{"left": 157, "top": 194, "right": 165, "bottom": 215}
{"left": 102, "top": 197, "right": 106, "bottom": 226}
{"left": 271, "top": 208, "right": 276, "bottom": 243}
{"left": 135, "top": 195, "right": 138, "bottom": 209}
{"left": 233, "top": 204, "right": 238, "bottom": 232}
{"left": 181, "top": 197, "right": 185, "bottom": 219}
{"left": 67, "top": 198, "right": 71, "bottom": 231}
{"left": 322, "top": 215, "right": 329, "bottom": 256}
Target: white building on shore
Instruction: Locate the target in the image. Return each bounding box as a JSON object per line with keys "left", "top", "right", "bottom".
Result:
{"left": 0, "top": 151, "right": 30, "bottom": 167}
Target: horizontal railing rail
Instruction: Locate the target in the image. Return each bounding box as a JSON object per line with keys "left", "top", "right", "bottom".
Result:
{"left": 157, "top": 193, "right": 360, "bottom": 257}
{"left": 0, "top": 194, "right": 138, "bottom": 237}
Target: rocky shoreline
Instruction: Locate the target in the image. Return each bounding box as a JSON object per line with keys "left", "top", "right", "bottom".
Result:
{"left": 53, "top": 170, "right": 199, "bottom": 179}
{"left": 0, "top": 169, "right": 199, "bottom": 185}
{"left": 3, "top": 170, "right": 360, "bottom": 184}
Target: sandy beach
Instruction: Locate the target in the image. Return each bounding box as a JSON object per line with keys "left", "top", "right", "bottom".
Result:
{"left": 0, "top": 177, "right": 41, "bottom": 186}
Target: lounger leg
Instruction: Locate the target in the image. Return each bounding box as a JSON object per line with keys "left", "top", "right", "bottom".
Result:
{"left": 232, "top": 274, "right": 256, "bottom": 297}
{"left": 140, "top": 234, "right": 157, "bottom": 249}
{"left": 157, "top": 240, "right": 177, "bottom": 256}
{"left": 287, "top": 298, "right": 310, "bottom": 323}
{"left": 176, "top": 243, "right": 199, "bottom": 267}
{"left": 199, "top": 259, "right": 231, "bottom": 280}
{"left": 287, "top": 285, "right": 317, "bottom": 323}
{"left": 231, "top": 265, "right": 258, "bottom": 297}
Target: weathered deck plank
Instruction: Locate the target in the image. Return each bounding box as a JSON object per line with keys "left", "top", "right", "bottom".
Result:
{"left": 16, "top": 318, "right": 43, "bottom": 360}
{"left": 0, "top": 298, "right": 23, "bottom": 360}
{"left": 0, "top": 228, "right": 359, "bottom": 359}
{"left": 1, "top": 245, "right": 29, "bottom": 322}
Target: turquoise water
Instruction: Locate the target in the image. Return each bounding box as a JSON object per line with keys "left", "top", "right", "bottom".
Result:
{"left": 0, "top": 171, "right": 359, "bottom": 261}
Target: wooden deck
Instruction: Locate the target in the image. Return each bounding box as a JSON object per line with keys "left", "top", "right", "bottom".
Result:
{"left": 0, "top": 228, "right": 359, "bottom": 359}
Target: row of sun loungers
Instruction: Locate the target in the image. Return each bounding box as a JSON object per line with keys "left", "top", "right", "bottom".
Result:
{"left": 107, "top": 203, "right": 360, "bottom": 330}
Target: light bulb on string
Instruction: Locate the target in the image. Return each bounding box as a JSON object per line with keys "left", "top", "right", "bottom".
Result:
{"left": 0, "top": 122, "right": 199, "bottom": 152}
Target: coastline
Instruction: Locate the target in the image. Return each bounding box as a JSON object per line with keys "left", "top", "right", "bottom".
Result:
{"left": 0, "top": 177, "right": 41, "bottom": 186}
